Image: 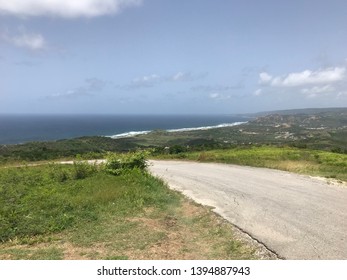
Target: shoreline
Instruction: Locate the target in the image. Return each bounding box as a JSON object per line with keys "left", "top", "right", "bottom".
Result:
{"left": 107, "top": 121, "right": 247, "bottom": 139}
{"left": 0, "top": 121, "right": 247, "bottom": 146}
{"left": 0, "top": 115, "right": 249, "bottom": 145}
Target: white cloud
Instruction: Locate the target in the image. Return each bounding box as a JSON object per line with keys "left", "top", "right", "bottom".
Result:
{"left": 259, "top": 67, "right": 346, "bottom": 87}
{"left": 259, "top": 72, "right": 272, "bottom": 83}
{"left": 171, "top": 72, "right": 196, "bottom": 82}
{"left": 191, "top": 83, "right": 243, "bottom": 93}
{"left": 130, "top": 74, "right": 160, "bottom": 88}
{"left": 209, "top": 93, "right": 219, "bottom": 99}
{"left": 254, "top": 89, "right": 262, "bottom": 96}
{"left": 301, "top": 85, "right": 335, "bottom": 95}
{"left": 46, "top": 78, "right": 107, "bottom": 99}
{"left": 0, "top": 0, "right": 143, "bottom": 18}
{"left": 209, "top": 92, "right": 231, "bottom": 101}
{"left": 336, "top": 91, "right": 347, "bottom": 99}
{"left": 124, "top": 72, "right": 204, "bottom": 89}
{"left": 11, "top": 33, "right": 45, "bottom": 50}
{"left": 136, "top": 74, "right": 160, "bottom": 83}
{"left": 172, "top": 72, "right": 185, "bottom": 81}
{"left": 2, "top": 30, "right": 46, "bottom": 50}
{"left": 170, "top": 72, "right": 207, "bottom": 82}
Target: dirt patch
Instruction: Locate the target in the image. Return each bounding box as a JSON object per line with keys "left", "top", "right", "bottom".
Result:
{"left": 124, "top": 199, "right": 277, "bottom": 260}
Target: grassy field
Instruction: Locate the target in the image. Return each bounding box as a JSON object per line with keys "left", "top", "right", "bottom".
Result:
{"left": 0, "top": 158, "right": 268, "bottom": 260}
{"left": 156, "top": 146, "right": 347, "bottom": 182}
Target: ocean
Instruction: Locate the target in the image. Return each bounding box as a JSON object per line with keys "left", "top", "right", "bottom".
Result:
{"left": 0, "top": 114, "right": 249, "bottom": 145}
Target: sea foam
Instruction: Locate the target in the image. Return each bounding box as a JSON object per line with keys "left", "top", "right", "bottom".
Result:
{"left": 108, "top": 121, "right": 246, "bottom": 139}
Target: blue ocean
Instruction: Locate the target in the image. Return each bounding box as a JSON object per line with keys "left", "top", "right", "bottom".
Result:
{"left": 0, "top": 115, "right": 249, "bottom": 145}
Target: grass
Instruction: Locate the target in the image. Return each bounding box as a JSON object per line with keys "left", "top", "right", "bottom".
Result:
{"left": 155, "top": 146, "right": 347, "bottom": 182}
{"left": 0, "top": 161, "right": 265, "bottom": 260}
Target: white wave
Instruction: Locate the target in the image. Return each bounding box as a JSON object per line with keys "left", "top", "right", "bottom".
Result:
{"left": 167, "top": 122, "right": 246, "bottom": 133}
{"left": 107, "top": 121, "right": 246, "bottom": 139}
{"left": 109, "top": 130, "right": 151, "bottom": 139}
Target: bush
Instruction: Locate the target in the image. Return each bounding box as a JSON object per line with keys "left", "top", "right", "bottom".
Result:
{"left": 72, "top": 161, "right": 98, "bottom": 180}
{"left": 169, "top": 145, "right": 187, "bottom": 154}
{"left": 104, "top": 151, "right": 148, "bottom": 176}
{"left": 48, "top": 161, "right": 98, "bottom": 182}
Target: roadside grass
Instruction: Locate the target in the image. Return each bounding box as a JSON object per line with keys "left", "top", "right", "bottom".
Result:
{"left": 155, "top": 146, "right": 347, "bottom": 182}
{"left": 0, "top": 161, "right": 266, "bottom": 260}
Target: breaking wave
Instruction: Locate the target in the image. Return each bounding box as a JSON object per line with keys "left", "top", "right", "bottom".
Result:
{"left": 108, "top": 121, "right": 246, "bottom": 139}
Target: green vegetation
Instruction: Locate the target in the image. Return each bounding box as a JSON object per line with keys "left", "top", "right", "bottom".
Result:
{"left": 104, "top": 151, "right": 148, "bottom": 175}
{"left": 0, "top": 136, "right": 138, "bottom": 164}
{"left": 156, "top": 146, "right": 347, "bottom": 182}
{"left": 0, "top": 152, "right": 261, "bottom": 260}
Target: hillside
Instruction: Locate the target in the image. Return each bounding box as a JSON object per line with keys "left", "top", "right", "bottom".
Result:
{"left": 253, "top": 107, "right": 347, "bottom": 116}
{"left": 133, "top": 107, "right": 347, "bottom": 153}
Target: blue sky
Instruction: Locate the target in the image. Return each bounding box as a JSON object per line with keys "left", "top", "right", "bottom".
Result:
{"left": 1, "top": 0, "right": 347, "bottom": 114}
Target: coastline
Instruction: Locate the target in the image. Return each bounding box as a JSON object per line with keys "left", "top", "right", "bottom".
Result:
{"left": 108, "top": 121, "right": 247, "bottom": 139}
{"left": 0, "top": 115, "right": 249, "bottom": 145}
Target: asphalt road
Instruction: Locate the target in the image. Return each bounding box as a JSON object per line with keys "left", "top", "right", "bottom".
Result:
{"left": 148, "top": 160, "right": 347, "bottom": 260}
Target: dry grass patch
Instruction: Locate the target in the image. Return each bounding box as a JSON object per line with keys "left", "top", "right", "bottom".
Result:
{"left": 268, "top": 160, "right": 318, "bottom": 173}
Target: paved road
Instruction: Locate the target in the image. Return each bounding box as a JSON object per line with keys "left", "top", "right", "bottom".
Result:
{"left": 148, "top": 160, "right": 347, "bottom": 259}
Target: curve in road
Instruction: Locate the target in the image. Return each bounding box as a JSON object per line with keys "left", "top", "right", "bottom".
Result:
{"left": 149, "top": 160, "right": 347, "bottom": 260}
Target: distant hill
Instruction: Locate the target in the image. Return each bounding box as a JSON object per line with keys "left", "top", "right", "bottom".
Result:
{"left": 252, "top": 108, "right": 347, "bottom": 128}
{"left": 253, "top": 107, "right": 347, "bottom": 117}
{"left": 241, "top": 108, "right": 347, "bottom": 152}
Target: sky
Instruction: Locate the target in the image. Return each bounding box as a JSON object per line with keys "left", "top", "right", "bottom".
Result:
{"left": 1, "top": 0, "right": 347, "bottom": 115}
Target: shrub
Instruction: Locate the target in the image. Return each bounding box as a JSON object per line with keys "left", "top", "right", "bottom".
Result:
{"left": 104, "top": 151, "right": 148, "bottom": 176}
{"left": 169, "top": 145, "right": 187, "bottom": 154}
{"left": 48, "top": 164, "right": 69, "bottom": 182}
{"left": 48, "top": 161, "right": 98, "bottom": 182}
{"left": 72, "top": 161, "right": 96, "bottom": 180}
